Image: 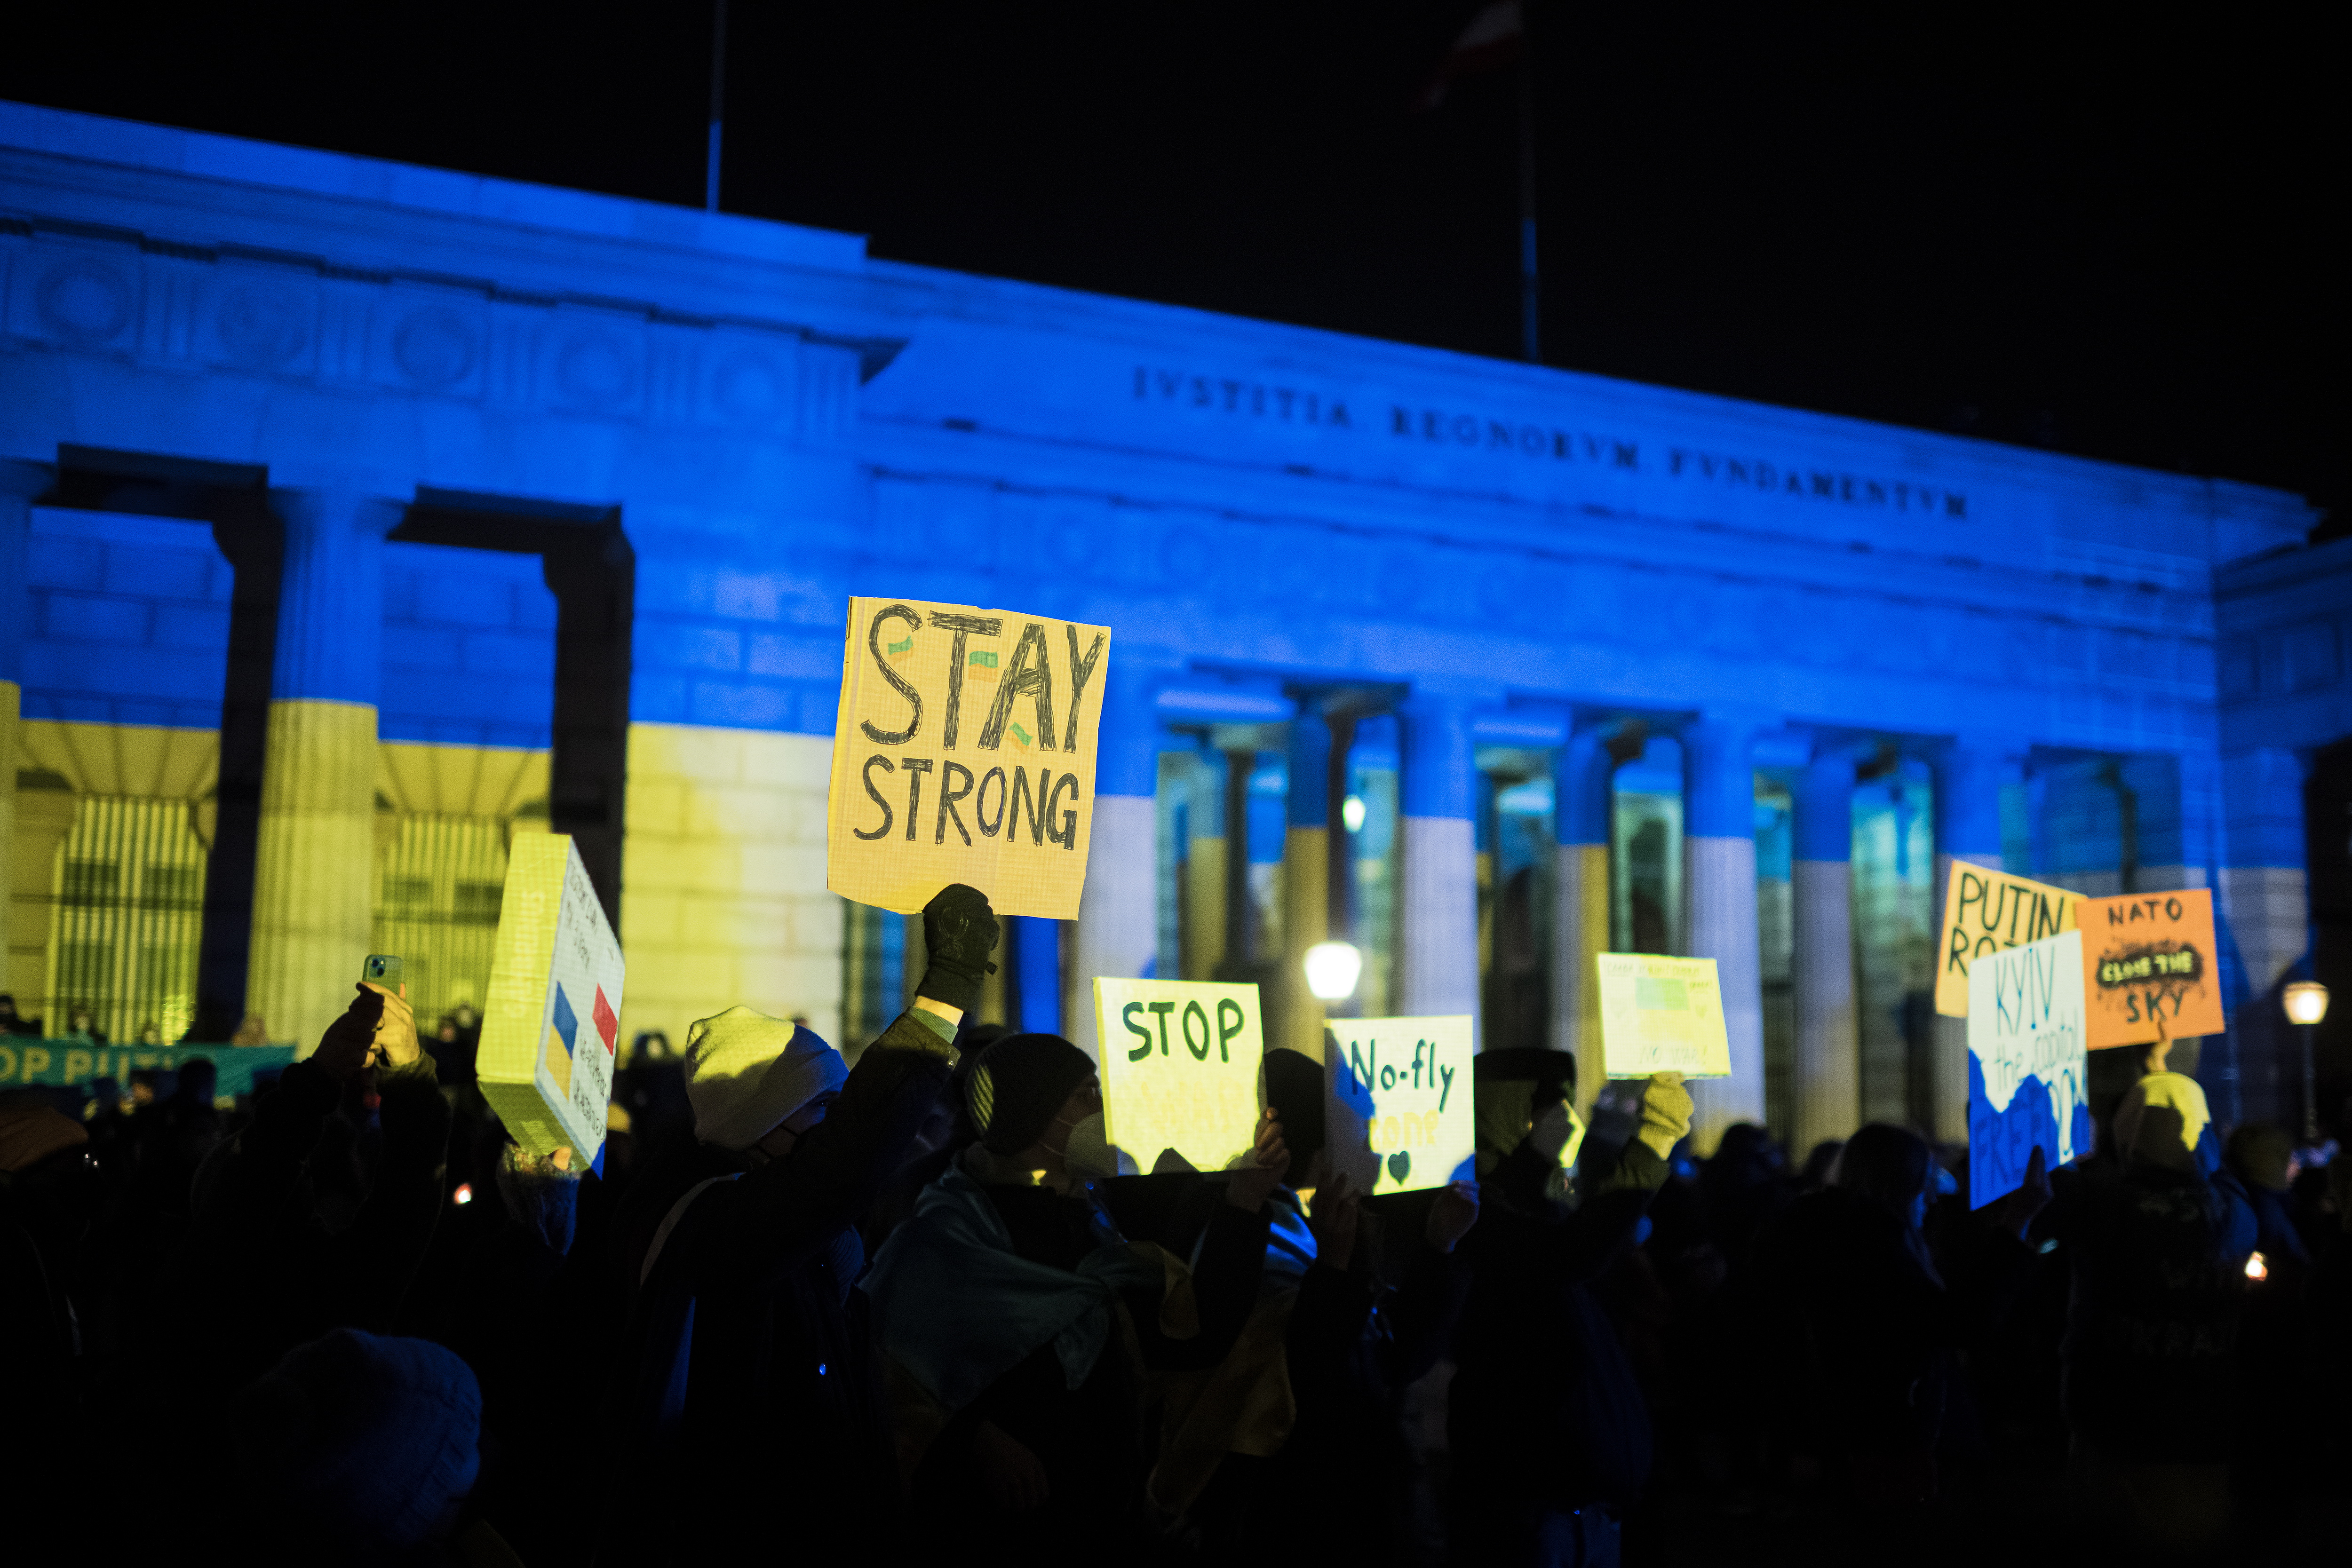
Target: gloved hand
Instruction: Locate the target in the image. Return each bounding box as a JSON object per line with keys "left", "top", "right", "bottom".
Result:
{"left": 916, "top": 883, "right": 1000, "bottom": 1012}
{"left": 1634, "top": 1073, "right": 1693, "bottom": 1162}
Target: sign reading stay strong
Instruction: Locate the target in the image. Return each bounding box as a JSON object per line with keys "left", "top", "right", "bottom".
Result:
{"left": 827, "top": 596, "right": 1111, "bottom": 919}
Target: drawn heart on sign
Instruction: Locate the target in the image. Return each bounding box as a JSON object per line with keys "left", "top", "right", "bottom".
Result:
{"left": 1387, "top": 1150, "right": 1411, "bottom": 1185}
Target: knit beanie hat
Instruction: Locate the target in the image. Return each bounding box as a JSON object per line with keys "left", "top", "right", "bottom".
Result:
{"left": 684, "top": 1007, "right": 849, "bottom": 1151}
{"left": 230, "top": 1329, "right": 482, "bottom": 1551}
{"left": 969, "top": 1033, "right": 1096, "bottom": 1156}
{"left": 2111, "top": 1070, "right": 2211, "bottom": 1174}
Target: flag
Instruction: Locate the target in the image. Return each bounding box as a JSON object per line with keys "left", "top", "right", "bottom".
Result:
{"left": 1416, "top": 1, "right": 1525, "bottom": 111}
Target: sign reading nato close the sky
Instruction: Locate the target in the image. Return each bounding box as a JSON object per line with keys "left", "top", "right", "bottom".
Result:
{"left": 828, "top": 597, "right": 1111, "bottom": 919}
{"left": 1966, "top": 929, "right": 2090, "bottom": 1211}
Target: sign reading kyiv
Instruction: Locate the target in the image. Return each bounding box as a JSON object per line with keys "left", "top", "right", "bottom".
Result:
{"left": 1326, "top": 1016, "right": 1476, "bottom": 1196}
{"left": 1095, "top": 978, "right": 1263, "bottom": 1175}
{"left": 1966, "top": 929, "right": 2089, "bottom": 1210}
{"left": 478, "top": 833, "right": 625, "bottom": 1173}
{"left": 828, "top": 596, "right": 1111, "bottom": 920}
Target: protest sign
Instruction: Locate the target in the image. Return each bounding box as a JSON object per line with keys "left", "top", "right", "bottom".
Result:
{"left": 1966, "top": 929, "right": 2090, "bottom": 1210}
{"left": 0, "top": 1042, "right": 294, "bottom": 1102}
{"left": 1095, "top": 977, "right": 1263, "bottom": 1173}
{"left": 1934, "top": 865, "right": 2080, "bottom": 1018}
{"left": 478, "top": 832, "right": 624, "bottom": 1172}
{"left": 2077, "top": 888, "right": 2225, "bottom": 1048}
{"left": 1325, "top": 1015, "right": 1476, "bottom": 1195}
{"left": 827, "top": 595, "right": 1111, "bottom": 920}
{"left": 1595, "top": 954, "right": 1732, "bottom": 1077}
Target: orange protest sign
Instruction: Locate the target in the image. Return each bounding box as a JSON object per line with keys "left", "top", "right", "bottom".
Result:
{"left": 826, "top": 596, "right": 1111, "bottom": 919}
{"left": 2077, "top": 888, "right": 2226, "bottom": 1048}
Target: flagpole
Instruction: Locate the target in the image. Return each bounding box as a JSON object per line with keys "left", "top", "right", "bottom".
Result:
{"left": 705, "top": 0, "right": 728, "bottom": 213}
{"left": 1516, "top": 14, "right": 1540, "bottom": 363}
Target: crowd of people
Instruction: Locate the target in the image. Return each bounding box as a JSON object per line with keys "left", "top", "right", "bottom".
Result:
{"left": 2, "top": 883, "right": 2344, "bottom": 1565}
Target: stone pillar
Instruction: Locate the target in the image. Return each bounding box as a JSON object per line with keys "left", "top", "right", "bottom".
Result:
{"left": 247, "top": 489, "right": 403, "bottom": 1054}
{"left": 2220, "top": 746, "right": 2309, "bottom": 1125}
{"left": 1280, "top": 710, "right": 1332, "bottom": 1059}
{"left": 1682, "top": 714, "right": 1766, "bottom": 1148}
{"left": 1066, "top": 657, "right": 1164, "bottom": 1062}
{"left": 1791, "top": 748, "right": 1859, "bottom": 1156}
{"left": 1398, "top": 690, "right": 1481, "bottom": 1037}
{"left": 1552, "top": 728, "right": 1614, "bottom": 1110}
{"left": 0, "top": 461, "right": 49, "bottom": 997}
{"left": 1009, "top": 915, "right": 1061, "bottom": 1035}
{"left": 1931, "top": 737, "right": 2014, "bottom": 1143}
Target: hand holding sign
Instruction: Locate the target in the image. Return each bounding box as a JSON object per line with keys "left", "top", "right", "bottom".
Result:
{"left": 915, "top": 882, "right": 1001, "bottom": 1014}
{"left": 1225, "top": 1108, "right": 1289, "bottom": 1212}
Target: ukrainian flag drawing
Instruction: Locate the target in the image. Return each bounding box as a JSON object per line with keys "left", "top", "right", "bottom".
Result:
{"left": 543, "top": 983, "right": 579, "bottom": 1099}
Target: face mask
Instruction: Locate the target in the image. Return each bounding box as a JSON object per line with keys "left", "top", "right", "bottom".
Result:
{"left": 1061, "top": 1111, "right": 1126, "bottom": 1180}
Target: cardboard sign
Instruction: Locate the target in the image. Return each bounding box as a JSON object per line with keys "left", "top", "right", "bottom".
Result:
{"left": 1935, "top": 864, "right": 2080, "bottom": 1018}
{"left": 2078, "top": 889, "right": 2225, "bottom": 1047}
{"left": 1326, "top": 1016, "right": 1476, "bottom": 1195}
{"left": 479, "top": 832, "right": 624, "bottom": 1172}
{"left": 1595, "top": 954, "right": 1732, "bottom": 1077}
{"left": 828, "top": 595, "right": 1111, "bottom": 919}
{"left": 1095, "top": 978, "right": 1263, "bottom": 1173}
{"left": 1966, "top": 929, "right": 2090, "bottom": 1209}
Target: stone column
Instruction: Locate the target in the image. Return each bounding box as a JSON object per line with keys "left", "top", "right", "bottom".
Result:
{"left": 1682, "top": 714, "right": 1766, "bottom": 1148}
{"left": 1931, "top": 737, "right": 2014, "bottom": 1143}
{"left": 1552, "top": 728, "right": 1614, "bottom": 1110}
{"left": 1398, "top": 690, "right": 1481, "bottom": 1037}
{"left": 1280, "top": 710, "right": 1333, "bottom": 1059}
{"left": 2220, "top": 746, "right": 2310, "bottom": 1125}
{"left": 0, "top": 461, "right": 50, "bottom": 997}
{"left": 1792, "top": 748, "right": 1859, "bottom": 1156}
{"left": 1066, "top": 657, "right": 1164, "bottom": 1062}
{"left": 247, "top": 489, "right": 404, "bottom": 1054}
{"left": 1008, "top": 915, "right": 1061, "bottom": 1035}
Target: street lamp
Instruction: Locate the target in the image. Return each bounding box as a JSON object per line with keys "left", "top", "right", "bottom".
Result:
{"left": 2284, "top": 981, "right": 2329, "bottom": 1141}
{"left": 1303, "top": 940, "right": 1363, "bottom": 1003}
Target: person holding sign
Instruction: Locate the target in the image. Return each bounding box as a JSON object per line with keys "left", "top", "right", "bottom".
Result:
{"left": 165, "top": 982, "right": 450, "bottom": 1418}
{"left": 2037, "top": 1069, "right": 2257, "bottom": 1552}
{"left": 861, "top": 1031, "right": 1286, "bottom": 1554}
{"left": 1446, "top": 1061, "right": 1693, "bottom": 1565}
{"left": 602, "top": 884, "right": 998, "bottom": 1562}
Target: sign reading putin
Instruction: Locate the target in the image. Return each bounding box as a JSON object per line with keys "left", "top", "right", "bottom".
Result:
{"left": 827, "top": 596, "right": 1111, "bottom": 919}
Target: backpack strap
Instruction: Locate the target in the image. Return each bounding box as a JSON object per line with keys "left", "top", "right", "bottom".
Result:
{"left": 640, "top": 1172, "right": 740, "bottom": 1288}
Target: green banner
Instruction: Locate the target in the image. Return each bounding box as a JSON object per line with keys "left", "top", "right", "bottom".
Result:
{"left": 0, "top": 1041, "right": 298, "bottom": 1100}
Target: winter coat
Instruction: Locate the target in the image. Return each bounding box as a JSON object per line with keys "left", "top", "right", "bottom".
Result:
{"left": 2048, "top": 1153, "right": 2257, "bottom": 1461}
{"left": 601, "top": 1010, "right": 953, "bottom": 1562}
{"left": 1448, "top": 1134, "right": 1669, "bottom": 1517}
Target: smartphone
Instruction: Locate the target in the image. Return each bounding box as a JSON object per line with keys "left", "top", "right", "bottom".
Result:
{"left": 361, "top": 954, "right": 404, "bottom": 994}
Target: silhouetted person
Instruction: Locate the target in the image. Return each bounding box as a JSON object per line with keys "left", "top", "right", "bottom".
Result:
{"left": 602, "top": 884, "right": 995, "bottom": 1562}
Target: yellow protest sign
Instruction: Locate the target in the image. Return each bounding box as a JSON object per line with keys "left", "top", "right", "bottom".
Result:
{"left": 1326, "top": 1016, "right": 1476, "bottom": 1195}
{"left": 1596, "top": 954, "right": 1732, "bottom": 1077}
{"left": 478, "top": 833, "right": 625, "bottom": 1172}
{"left": 2078, "top": 888, "right": 2226, "bottom": 1048}
{"left": 1095, "top": 977, "right": 1263, "bottom": 1173}
{"left": 827, "top": 595, "right": 1111, "bottom": 920}
{"left": 1934, "top": 864, "right": 2080, "bottom": 1018}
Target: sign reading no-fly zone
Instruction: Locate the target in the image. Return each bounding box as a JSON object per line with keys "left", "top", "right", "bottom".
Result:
{"left": 828, "top": 596, "right": 1111, "bottom": 919}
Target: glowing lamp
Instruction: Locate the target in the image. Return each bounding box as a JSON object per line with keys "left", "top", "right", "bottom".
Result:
{"left": 1303, "top": 941, "right": 1364, "bottom": 1002}
{"left": 2245, "top": 1251, "right": 2268, "bottom": 1283}
{"left": 2283, "top": 981, "right": 2330, "bottom": 1027}
{"left": 1342, "top": 795, "right": 1367, "bottom": 834}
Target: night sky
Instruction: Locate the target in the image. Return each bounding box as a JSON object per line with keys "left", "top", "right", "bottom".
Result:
{"left": 7, "top": 2, "right": 2340, "bottom": 531}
